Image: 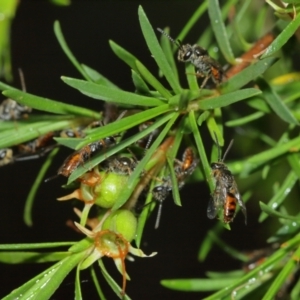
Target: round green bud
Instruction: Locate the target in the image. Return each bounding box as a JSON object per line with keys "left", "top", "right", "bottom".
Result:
{"left": 94, "top": 172, "right": 129, "bottom": 208}
{"left": 102, "top": 209, "right": 137, "bottom": 242}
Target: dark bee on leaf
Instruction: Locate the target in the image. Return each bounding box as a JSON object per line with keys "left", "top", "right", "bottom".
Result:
{"left": 157, "top": 28, "right": 225, "bottom": 88}
{"left": 207, "top": 134, "right": 247, "bottom": 224}
{"left": 152, "top": 147, "right": 199, "bottom": 228}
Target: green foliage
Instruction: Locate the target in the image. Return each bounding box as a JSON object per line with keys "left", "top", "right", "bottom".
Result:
{"left": 1, "top": 0, "right": 300, "bottom": 299}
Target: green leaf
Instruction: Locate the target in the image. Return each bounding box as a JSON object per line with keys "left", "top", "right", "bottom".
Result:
{"left": 54, "top": 21, "right": 90, "bottom": 81}
{"left": 61, "top": 76, "right": 165, "bottom": 107}
{"left": 76, "top": 104, "right": 170, "bottom": 148}
{"left": 198, "top": 88, "right": 261, "bottom": 110}
{"left": 262, "top": 246, "right": 300, "bottom": 300}
{"left": 258, "top": 78, "right": 299, "bottom": 125}
{"left": 197, "top": 111, "right": 210, "bottom": 126}
{"left": 24, "top": 148, "right": 60, "bottom": 226}
{"left": 259, "top": 170, "right": 298, "bottom": 222}
{"left": 220, "top": 57, "right": 277, "bottom": 94}
{"left": 225, "top": 111, "right": 265, "bottom": 127}
{"left": 90, "top": 266, "right": 106, "bottom": 300}
{"left": 131, "top": 69, "right": 150, "bottom": 94}
{"left": 68, "top": 112, "right": 176, "bottom": 183}
{"left": 238, "top": 135, "right": 300, "bottom": 176}
{"left": 202, "top": 234, "right": 300, "bottom": 299}
{"left": 98, "top": 260, "right": 131, "bottom": 300}
{"left": 167, "top": 156, "right": 181, "bottom": 206}
{"left": 161, "top": 278, "right": 237, "bottom": 292}
{"left": 259, "top": 201, "right": 300, "bottom": 222}
{"left": 135, "top": 60, "right": 172, "bottom": 99}
{"left": 0, "top": 242, "right": 75, "bottom": 250}
{"left": 2, "top": 251, "right": 86, "bottom": 300}
{"left": 138, "top": 6, "right": 182, "bottom": 94}
{"left": 198, "top": 223, "right": 223, "bottom": 261}
{"left": 176, "top": 1, "right": 208, "bottom": 43}
{"left": 2, "top": 89, "right": 100, "bottom": 118}
{"left": 189, "top": 110, "right": 214, "bottom": 191}
{"left": 185, "top": 63, "right": 199, "bottom": 90}
{"left": 208, "top": 0, "right": 235, "bottom": 64}
{"left": 81, "top": 64, "right": 119, "bottom": 88}
{"left": 206, "top": 231, "right": 248, "bottom": 262}
{"left": 287, "top": 153, "right": 300, "bottom": 179}
{"left": 111, "top": 113, "right": 179, "bottom": 210}
{"left": 158, "top": 27, "right": 178, "bottom": 79}
{"left": 0, "top": 251, "right": 68, "bottom": 264}
{"left": 75, "top": 264, "right": 83, "bottom": 300}
{"left": 0, "top": 118, "right": 86, "bottom": 149}
{"left": 109, "top": 40, "right": 139, "bottom": 72}
{"left": 261, "top": 13, "right": 300, "bottom": 58}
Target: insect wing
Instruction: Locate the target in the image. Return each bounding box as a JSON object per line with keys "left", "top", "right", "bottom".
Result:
{"left": 207, "top": 196, "right": 218, "bottom": 219}
{"left": 230, "top": 181, "right": 247, "bottom": 224}
{"left": 207, "top": 175, "right": 227, "bottom": 219}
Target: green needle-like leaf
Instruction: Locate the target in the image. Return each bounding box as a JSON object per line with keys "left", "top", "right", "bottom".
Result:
{"left": 54, "top": 21, "right": 90, "bottom": 81}
{"left": 61, "top": 76, "right": 165, "bottom": 107}
{"left": 24, "top": 147, "right": 60, "bottom": 227}
{"left": 109, "top": 40, "right": 139, "bottom": 72}
{"left": 98, "top": 260, "right": 131, "bottom": 300}
{"left": 262, "top": 13, "right": 300, "bottom": 58}
{"left": 138, "top": 6, "right": 182, "bottom": 94}
{"left": 259, "top": 171, "right": 298, "bottom": 222}
{"left": 189, "top": 110, "right": 214, "bottom": 191}
{"left": 258, "top": 78, "right": 299, "bottom": 125}
{"left": 76, "top": 104, "right": 170, "bottom": 148}
{"left": 81, "top": 64, "right": 119, "bottom": 88}
{"left": 198, "top": 88, "right": 261, "bottom": 110}
{"left": 161, "top": 278, "right": 237, "bottom": 292}
{"left": 135, "top": 60, "right": 172, "bottom": 99}
{"left": 262, "top": 246, "right": 300, "bottom": 300}
{"left": 3, "top": 252, "right": 86, "bottom": 300}
{"left": 260, "top": 201, "right": 300, "bottom": 222}
{"left": 0, "top": 251, "right": 69, "bottom": 264}
{"left": 2, "top": 89, "right": 100, "bottom": 118}
{"left": 220, "top": 57, "right": 277, "bottom": 94}
{"left": 208, "top": 0, "right": 235, "bottom": 64}
{"left": 68, "top": 112, "right": 175, "bottom": 183}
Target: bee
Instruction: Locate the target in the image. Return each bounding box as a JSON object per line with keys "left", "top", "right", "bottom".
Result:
{"left": 57, "top": 136, "right": 117, "bottom": 178}
{"left": 0, "top": 69, "right": 32, "bottom": 120}
{"left": 136, "top": 121, "right": 161, "bottom": 150}
{"left": 0, "top": 148, "right": 14, "bottom": 166}
{"left": 207, "top": 134, "right": 247, "bottom": 224}
{"left": 151, "top": 147, "right": 199, "bottom": 228}
{"left": 18, "top": 132, "right": 55, "bottom": 154}
{"left": 157, "top": 28, "right": 224, "bottom": 88}
{"left": 104, "top": 156, "right": 138, "bottom": 175}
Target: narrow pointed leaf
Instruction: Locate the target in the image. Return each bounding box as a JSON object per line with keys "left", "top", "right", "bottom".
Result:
{"left": 198, "top": 88, "right": 261, "bottom": 110}
{"left": 208, "top": 0, "right": 235, "bottom": 63}
{"left": 259, "top": 201, "right": 300, "bottom": 222}
{"left": 2, "top": 89, "right": 99, "bottom": 118}
{"left": 258, "top": 78, "right": 299, "bottom": 125}
{"left": 259, "top": 171, "right": 298, "bottom": 222}
{"left": 61, "top": 77, "right": 165, "bottom": 107}
{"left": 262, "top": 13, "right": 300, "bottom": 58}
{"left": 138, "top": 6, "right": 181, "bottom": 94}
{"left": 54, "top": 21, "right": 90, "bottom": 81}
{"left": 220, "top": 57, "right": 277, "bottom": 93}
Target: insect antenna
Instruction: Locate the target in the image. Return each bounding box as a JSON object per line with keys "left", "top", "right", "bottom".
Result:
{"left": 18, "top": 68, "right": 27, "bottom": 92}
{"left": 157, "top": 28, "right": 182, "bottom": 48}
{"left": 213, "top": 132, "right": 234, "bottom": 162}
{"left": 154, "top": 201, "right": 163, "bottom": 229}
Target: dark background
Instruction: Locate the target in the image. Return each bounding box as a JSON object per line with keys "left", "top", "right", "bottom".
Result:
{"left": 0, "top": 1, "right": 267, "bottom": 299}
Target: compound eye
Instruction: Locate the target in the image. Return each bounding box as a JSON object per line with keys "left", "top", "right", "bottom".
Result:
{"left": 211, "top": 163, "right": 219, "bottom": 169}
{"left": 119, "top": 157, "right": 130, "bottom": 166}
{"left": 183, "top": 51, "right": 192, "bottom": 60}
